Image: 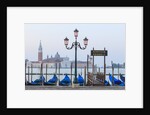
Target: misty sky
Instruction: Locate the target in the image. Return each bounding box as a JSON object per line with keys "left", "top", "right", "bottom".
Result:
{"left": 25, "top": 23, "right": 125, "bottom": 67}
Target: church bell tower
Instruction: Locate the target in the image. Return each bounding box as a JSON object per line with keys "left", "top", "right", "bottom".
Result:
{"left": 38, "top": 40, "right": 43, "bottom": 62}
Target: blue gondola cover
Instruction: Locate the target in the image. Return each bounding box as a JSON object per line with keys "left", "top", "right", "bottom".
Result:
{"left": 30, "top": 75, "right": 45, "bottom": 85}
{"left": 48, "top": 74, "right": 57, "bottom": 83}
{"left": 120, "top": 74, "right": 125, "bottom": 82}
{"left": 39, "top": 75, "right": 45, "bottom": 82}
{"left": 109, "top": 74, "right": 125, "bottom": 86}
{"left": 77, "top": 74, "right": 84, "bottom": 86}
{"left": 44, "top": 74, "right": 58, "bottom": 85}
{"left": 105, "top": 80, "right": 110, "bottom": 86}
{"left": 60, "top": 75, "right": 71, "bottom": 86}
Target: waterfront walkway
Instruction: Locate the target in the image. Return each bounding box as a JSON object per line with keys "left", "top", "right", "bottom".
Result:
{"left": 25, "top": 86, "right": 125, "bottom": 90}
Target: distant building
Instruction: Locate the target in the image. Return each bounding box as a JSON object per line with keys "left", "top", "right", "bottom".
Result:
{"left": 111, "top": 62, "right": 125, "bottom": 68}
{"left": 61, "top": 56, "right": 71, "bottom": 68}
{"left": 25, "top": 59, "right": 32, "bottom": 67}
{"left": 42, "top": 52, "right": 66, "bottom": 67}
{"left": 27, "top": 41, "right": 92, "bottom": 68}
{"left": 43, "top": 52, "right": 63, "bottom": 63}
{"left": 71, "top": 61, "right": 92, "bottom": 68}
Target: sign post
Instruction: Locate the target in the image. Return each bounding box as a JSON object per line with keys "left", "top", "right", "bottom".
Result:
{"left": 91, "top": 48, "right": 108, "bottom": 85}
{"left": 91, "top": 50, "right": 108, "bottom": 56}
{"left": 104, "top": 48, "right": 106, "bottom": 85}
{"left": 92, "top": 47, "right": 94, "bottom": 86}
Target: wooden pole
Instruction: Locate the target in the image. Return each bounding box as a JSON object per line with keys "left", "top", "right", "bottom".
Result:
{"left": 93, "top": 48, "right": 94, "bottom": 74}
{"left": 84, "top": 66, "right": 86, "bottom": 86}
{"left": 25, "top": 62, "right": 27, "bottom": 84}
{"left": 104, "top": 47, "right": 106, "bottom": 85}
{"left": 92, "top": 47, "right": 94, "bottom": 86}
{"left": 105, "top": 63, "right": 106, "bottom": 85}
{"left": 31, "top": 63, "right": 33, "bottom": 82}
{"left": 87, "top": 55, "right": 89, "bottom": 86}
{"left": 59, "top": 63, "right": 60, "bottom": 78}
{"left": 58, "top": 63, "right": 60, "bottom": 86}
{"left": 46, "top": 64, "right": 47, "bottom": 82}
{"left": 71, "top": 62, "right": 72, "bottom": 86}
{"left": 99, "top": 67, "right": 100, "bottom": 73}
{"left": 87, "top": 55, "right": 89, "bottom": 74}
{"left": 118, "top": 63, "right": 119, "bottom": 80}
{"left": 41, "top": 62, "right": 43, "bottom": 86}
{"left": 28, "top": 66, "right": 29, "bottom": 83}
{"left": 112, "top": 63, "right": 114, "bottom": 86}
{"left": 55, "top": 63, "right": 57, "bottom": 74}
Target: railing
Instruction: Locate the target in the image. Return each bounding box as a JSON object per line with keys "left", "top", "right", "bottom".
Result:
{"left": 25, "top": 63, "right": 125, "bottom": 86}
{"left": 87, "top": 72, "right": 105, "bottom": 86}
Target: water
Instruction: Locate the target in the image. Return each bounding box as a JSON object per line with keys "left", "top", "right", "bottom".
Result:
{"left": 25, "top": 67, "right": 125, "bottom": 83}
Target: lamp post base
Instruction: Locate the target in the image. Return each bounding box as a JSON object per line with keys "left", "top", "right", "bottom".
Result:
{"left": 73, "top": 77, "right": 78, "bottom": 84}
{"left": 72, "top": 83, "right": 79, "bottom": 88}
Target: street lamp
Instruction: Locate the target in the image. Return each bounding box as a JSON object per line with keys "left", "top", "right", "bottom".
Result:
{"left": 64, "top": 29, "right": 88, "bottom": 84}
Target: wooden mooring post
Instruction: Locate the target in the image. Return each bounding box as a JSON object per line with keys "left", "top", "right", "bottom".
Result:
{"left": 41, "top": 62, "right": 43, "bottom": 86}
{"left": 92, "top": 47, "right": 94, "bottom": 86}
{"left": 87, "top": 55, "right": 89, "bottom": 74}
{"left": 55, "top": 63, "right": 57, "bottom": 74}
{"left": 104, "top": 47, "right": 106, "bottom": 84}
{"left": 31, "top": 63, "right": 33, "bottom": 82}
{"left": 81, "top": 68, "right": 82, "bottom": 75}
{"left": 112, "top": 64, "right": 114, "bottom": 86}
{"left": 84, "top": 66, "right": 86, "bottom": 86}
{"left": 92, "top": 47, "right": 94, "bottom": 74}
{"left": 58, "top": 63, "right": 60, "bottom": 86}
{"left": 25, "top": 63, "right": 27, "bottom": 84}
{"left": 46, "top": 64, "right": 47, "bottom": 82}
{"left": 118, "top": 63, "right": 119, "bottom": 80}
{"left": 98, "top": 67, "right": 100, "bottom": 73}
{"left": 71, "top": 62, "right": 72, "bottom": 86}
{"left": 28, "top": 66, "right": 29, "bottom": 83}
{"left": 86, "top": 55, "right": 89, "bottom": 86}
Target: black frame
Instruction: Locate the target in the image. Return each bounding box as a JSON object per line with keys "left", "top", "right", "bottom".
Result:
{"left": 0, "top": 0, "right": 149, "bottom": 112}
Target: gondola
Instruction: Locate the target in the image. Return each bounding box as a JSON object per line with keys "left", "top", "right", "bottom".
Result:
{"left": 29, "top": 75, "right": 45, "bottom": 85}
{"left": 120, "top": 74, "right": 125, "bottom": 83}
{"left": 109, "top": 74, "right": 125, "bottom": 86}
{"left": 105, "top": 80, "right": 110, "bottom": 86}
{"left": 44, "top": 74, "right": 58, "bottom": 85}
{"left": 77, "top": 74, "right": 84, "bottom": 86}
{"left": 59, "top": 74, "right": 71, "bottom": 86}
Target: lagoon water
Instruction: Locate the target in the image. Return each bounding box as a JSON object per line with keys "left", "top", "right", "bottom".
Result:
{"left": 25, "top": 67, "right": 125, "bottom": 83}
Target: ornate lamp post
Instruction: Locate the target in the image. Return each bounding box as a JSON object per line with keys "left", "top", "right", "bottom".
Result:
{"left": 64, "top": 29, "right": 88, "bottom": 84}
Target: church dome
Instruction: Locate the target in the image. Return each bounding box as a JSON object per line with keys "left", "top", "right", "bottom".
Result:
{"left": 55, "top": 52, "right": 60, "bottom": 59}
